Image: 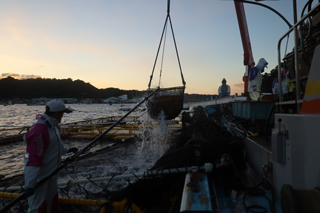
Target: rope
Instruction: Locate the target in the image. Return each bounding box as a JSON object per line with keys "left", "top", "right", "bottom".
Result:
{"left": 1, "top": 92, "right": 158, "bottom": 213}
{"left": 158, "top": 23, "right": 168, "bottom": 87}
{"left": 148, "top": 0, "right": 186, "bottom": 89}
{"left": 148, "top": 16, "right": 169, "bottom": 89}
{"left": 168, "top": 15, "right": 186, "bottom": 86}
{"left": 105, "top": 175, "right": 115, "bottom": 188}
{"left": 86, "top": 176, "right": 105, "bottom": 191}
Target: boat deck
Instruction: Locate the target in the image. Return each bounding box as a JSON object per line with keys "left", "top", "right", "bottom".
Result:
{"left": 213, "top": 165, "right": 281, "bottom": 212}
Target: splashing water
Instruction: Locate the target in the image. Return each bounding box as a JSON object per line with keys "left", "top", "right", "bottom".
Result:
{"left": 54, "top": 110, "right": 174, "bottom": 199}
{"left": 0, "top": 104, "right": 177, "bottom": 205}
{"left": 133, "top": 110, "right": 171, "bottom": 170}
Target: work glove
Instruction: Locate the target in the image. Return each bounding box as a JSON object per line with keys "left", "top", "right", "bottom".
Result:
{"left": 68, "top": 147, "right": 79, "bottom": 153}
{"left": 25, "top": 187, "right": 35, "bottom": 198}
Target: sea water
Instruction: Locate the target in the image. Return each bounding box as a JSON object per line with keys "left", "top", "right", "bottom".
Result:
{"left": 0, "top": 103, "right": 172, "bottom": 197}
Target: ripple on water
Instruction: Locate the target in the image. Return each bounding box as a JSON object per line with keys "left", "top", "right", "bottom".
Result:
{"left": 0, "top": 103, "right": 169, "bottom": 194}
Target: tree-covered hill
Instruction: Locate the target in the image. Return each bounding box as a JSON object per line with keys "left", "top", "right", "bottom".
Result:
{"left": 1, "top": 75, "right": 276, "bottom": 101}
{"left": 0, "top": 77, "right": 213, "bottom": 102}
{"left": 0, "top": 77, "right": 141, "bottom": 99}
{"left": 1, "top": 74, "right": 278, "bottom": 102}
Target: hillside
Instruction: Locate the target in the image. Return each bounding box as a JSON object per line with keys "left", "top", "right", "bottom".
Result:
{"left": 0, "top": 77, "right": 214, "bottom": 102}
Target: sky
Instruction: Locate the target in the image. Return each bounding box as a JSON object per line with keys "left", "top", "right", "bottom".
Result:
{"left": 0, "top": 0, "right": 316, "bottom": 95}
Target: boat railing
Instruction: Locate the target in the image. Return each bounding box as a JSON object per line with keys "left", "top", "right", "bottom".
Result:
{"left": 277, "top": 2, "right": 320, "bottom": 112}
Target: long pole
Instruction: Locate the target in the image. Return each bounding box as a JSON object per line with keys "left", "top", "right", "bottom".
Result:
{"left": 293, "top": 0, "right": 301, "bottom": 112}
{"left": 0, "top": 163, "right": 214, "bottom": 192}
{"left": 0, "top": 90, "right": 158, "bottom": 213}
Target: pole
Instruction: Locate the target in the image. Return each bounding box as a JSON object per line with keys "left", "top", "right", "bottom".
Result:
{"left": 0, "top": 90, "right": 158, "bottom": 213}
{"left": 234, "top": 1, "right": 255, "bottom": 96}
{"left": 293, "top": 0, "right": 301, "bottom": 112}
{"left": 0, "top": 163, "right": 214, "bottom": 192}
{"left": 55, "top": 163, "right": 214, "bottom": 186}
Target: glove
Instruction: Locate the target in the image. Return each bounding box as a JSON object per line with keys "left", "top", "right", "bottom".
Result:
{"left": 68, "top": 147, "right": 78, "bottom": 153}
{"left": 25, "top": 187, "right": 35, "bottom": 198}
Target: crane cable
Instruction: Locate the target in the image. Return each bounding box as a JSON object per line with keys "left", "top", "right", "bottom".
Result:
{"left": 148, "top": 0, "right": 186, "bottom": 90}
{"left": 159, "top": 22, "right": 168, "bottom": 87}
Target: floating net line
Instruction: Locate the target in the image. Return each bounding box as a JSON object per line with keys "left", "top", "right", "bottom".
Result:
{"left": 0, "top": 113, "right": 177, "bottom": 213}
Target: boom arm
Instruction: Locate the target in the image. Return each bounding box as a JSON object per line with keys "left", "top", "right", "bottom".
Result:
{"left": 234, "top": 1, "right": 255, "bottom": 95}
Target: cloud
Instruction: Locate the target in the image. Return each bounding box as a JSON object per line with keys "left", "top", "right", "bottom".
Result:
{"left": 1, "top": 72, "right": 42, "bottom": 80}
{"left": 230, "top": 82, "right": 245, "bottom": 95}
{"left": 232, "top": 83, "right": 244, "bottom": 88}
{"left": 2, "top": 72, "right": 20, "bottom": 77}
{"left": 20, "top": 74, "right": 42, "bottom": 79}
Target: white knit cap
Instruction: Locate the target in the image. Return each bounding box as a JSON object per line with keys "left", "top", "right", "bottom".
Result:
{"left": 46, "top": 99, "right": 73, "bottom": 113}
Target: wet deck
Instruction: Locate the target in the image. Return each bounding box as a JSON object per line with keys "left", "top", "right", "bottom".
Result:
{"left": 213, "top": 165, "right": 282, "bottom": 213}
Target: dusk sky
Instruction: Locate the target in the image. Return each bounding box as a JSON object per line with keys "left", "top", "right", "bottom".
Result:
{"left": 0, "top": 0, "right": 314, "bottom": 95}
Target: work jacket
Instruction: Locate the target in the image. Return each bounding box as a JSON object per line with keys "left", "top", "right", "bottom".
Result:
{"left": 24, "top": 113, "right": 69, "bottom": 189}
{"left": 248, "top": 58, "right": 268, "bottom": 92}
{"left": 218, "top": 84, "right": 230, "bottom": 96}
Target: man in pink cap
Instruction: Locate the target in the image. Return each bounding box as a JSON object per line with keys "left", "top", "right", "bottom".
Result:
{"left": 23, "top": 99, "right": 78, "bottom": 213}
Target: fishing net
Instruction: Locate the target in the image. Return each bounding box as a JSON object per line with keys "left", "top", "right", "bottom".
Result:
{"left": 102, "top": 106, "right": 246, "bottom": 212}
{"left": 146, "top": 86, "right": 185, "bottom": 120}
{"left": 0, "top": 106, "right": 246, "bottom": 213}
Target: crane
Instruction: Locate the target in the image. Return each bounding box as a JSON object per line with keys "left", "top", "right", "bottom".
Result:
{"left": 234, "top": 1, "right": 255, "bottom": 95}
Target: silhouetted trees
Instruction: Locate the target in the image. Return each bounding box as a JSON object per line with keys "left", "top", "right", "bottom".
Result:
{"left": 0, "top": 77, "right": 227, "bottom": 102}
{"left": 0, "top": 77, "right": 142, "bottom": 99}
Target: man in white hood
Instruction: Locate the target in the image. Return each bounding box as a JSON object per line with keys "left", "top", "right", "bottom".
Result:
{"left": 218, "top": 78, "right": 231, "bottom": 97}
{"left": 248, "top": 58, "right": 268, "bottom": 101}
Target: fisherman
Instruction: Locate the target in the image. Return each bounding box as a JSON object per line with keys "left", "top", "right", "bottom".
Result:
{"left": 248, "top": 58, "right": 268, "bottom": 101}
{"left": 272, "top": 76, "right": 280, "bottom": 95}
{"left": 272, "top": 68, "right": 295, "bottom": 99}
{"left": 218, "top": 78, "right": 231, "bottom": 97}
{"left": 23, "top": 99, "right": 78, "bottom": 213}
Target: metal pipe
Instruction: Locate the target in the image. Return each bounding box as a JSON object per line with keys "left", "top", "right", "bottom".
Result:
{"left": 0, "top": 163, "right": 214, "bottom": 192}
{"left": 242, "top": 0, "right": 292, "bottom": 28}
{"left": 278, "top": 50, "right": 283, "bottom": 104}
{"left": 293, "top": 0, "right": 301, "bottom": 112}
{"left": 277, "top": 3, "right": 320, "bottom": 105}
